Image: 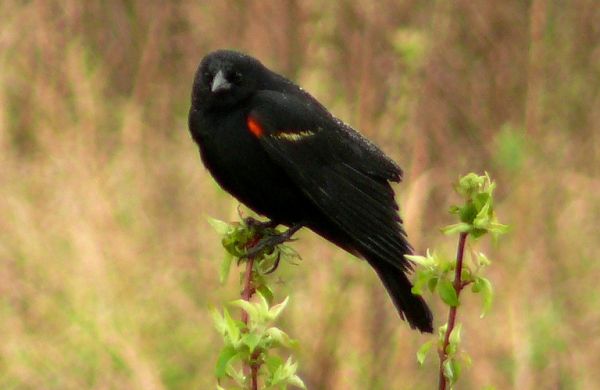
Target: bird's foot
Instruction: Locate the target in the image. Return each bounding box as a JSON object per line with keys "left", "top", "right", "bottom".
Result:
{"left": 243, "top": 217, "right": 279, "bottom": 231}
{"left": 244, "top": 223, "right": 303, "bottom": 259}
{"left": 263, "top": 252, "right": 282, "bottom": 274}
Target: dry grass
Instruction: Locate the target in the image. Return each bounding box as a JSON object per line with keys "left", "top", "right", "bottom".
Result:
{"left": 1, "top": 1, "right": 599, "bottom": 389}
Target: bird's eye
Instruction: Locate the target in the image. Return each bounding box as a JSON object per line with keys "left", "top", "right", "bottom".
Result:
{"left": 203, "top": 71, "right": 212, "bottom": 81}
{"left": 230, "top": 71, "right": 243, "bottom": 84}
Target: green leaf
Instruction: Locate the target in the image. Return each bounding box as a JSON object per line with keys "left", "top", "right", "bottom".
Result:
{"left": 270, "top": 358, "right": 292, "bottom": 386}
{"left": 449, "top": 323, "right": 462, "bottom": 346}
{"left": 473, "top": 277, "right": 494, "bottom": 317}
{"left": 459, "top": 203, "right": 478, "bottom": 224}
{"left": 220, "top": 252, "right": 233, "bottom": 284}
{"left": 215, "top": 345, "right": 237, "bottom": 379}
{"left": 439, "top": 257, "right": 454, "bottom": 273}
{"left": 283, "top": 357, "right": 299, "bottom": 379}
{"left": 427, "top": 276, "right": 439, "bottom": 293}
{"left": 473, "top": 192, "right": 491, "bottom": 212}
{"left": 443, "top": 357, "right": 461, "bottom": 385}
{"left": 227, "top": 366, "right": 246, "bottom": 387}
{"left": 441, "top": 222, "right": 472, "bottom": 235}
{"left": 411, "top": 269, "right": 433, "bottom": 296}
{"left": 460, "top": 267, "right": 472, "bottom": 284}
{"left": 475, "top": 252, "right": 491, "bottom": 267}
{"left": 257, "top": 284, "right": 274, "bottom": 305}
{"left": 488, "top": 221, "right": 509, "bottom": 237}
{"left": 222, "top": 235, "right": 245, "bottom": 257}
{"left": 405, "top": 254, "right": 433, "bottom": 267}
{"left": 456, "top": 173, "right": 484, "bottom": 197}
{"left": 268, "top": 296, "right": 289, "bottom": 321}
{"left": 411, "top": 283, "right": 424, "bottom": 296}
{"left": 470, "top": 227, "right": 488, "bottom": 239}
{"left": 438, "top": 323, "right": 448, "bottom": 343}
{"left": 207, "top": 217, "right": 232, "bottom": 235}
{"left": 416, "top": 340, "right": 435, "bottom": 366}
{"left": 437, "top": 278, "right": 459, "bottom": 307}
{"left": 257, "top": 291, "right": 272, "bottom": 318}
{"left": 241, "top": 333, "right": 262, "bottom": 353}
{"left": 229, "top": 299, "right": 259, "bottom": 324}
{"left": 265, "top": 355, "right": 284, "bottom": 376}
{"left": 288, "top": 374, "right": 307, "bottom": 389}
{"left": 266, "top": 327, "right": 297, "bottom": 349}
{"left": 211, "top": 307, "right": 226, "bottom": 334}
{"left": 473, "top": 199, "right": 492, "bottom": 229}
{"left": 445, "top": 342, "right": 457, "bottom": 356}
{"left": 223, "top": 308, "right": 242, "bottom": 345}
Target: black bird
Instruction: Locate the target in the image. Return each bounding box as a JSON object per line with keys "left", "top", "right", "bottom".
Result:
{"left": 188, "top": 50, "right": 433, "bottom": 332}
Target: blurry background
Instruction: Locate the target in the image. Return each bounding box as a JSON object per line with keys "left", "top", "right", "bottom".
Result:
{"left": 1, "top": 0, "right": 599, "bottom": 389}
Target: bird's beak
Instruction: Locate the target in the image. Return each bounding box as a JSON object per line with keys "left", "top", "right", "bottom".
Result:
{"left": 211, "top": 70, "right": 231, "bottom": 93}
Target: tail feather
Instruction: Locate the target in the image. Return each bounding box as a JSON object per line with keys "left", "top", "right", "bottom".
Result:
{"left": 309, "top": 223, "right": 433, "bottom": 332}
{"left": 368, "top": 257, "right": 433, "bottom": 333}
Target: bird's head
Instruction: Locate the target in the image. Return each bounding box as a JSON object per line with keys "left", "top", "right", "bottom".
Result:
{"left": 191, "top": 50, "right": 264, "bottom": 110}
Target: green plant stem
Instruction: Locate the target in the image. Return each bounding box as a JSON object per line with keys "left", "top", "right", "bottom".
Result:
{"left": 438, "top": 232, "right": 468, "bottom": 390}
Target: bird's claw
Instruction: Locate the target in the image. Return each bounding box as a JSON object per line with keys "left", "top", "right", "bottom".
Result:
{"left": 243, "top": 223, "right": 302, "bottom": 259}
{"left": 244, "top": 233, "right": 286, "bottom": 258}
{"left": 263, "top": 252, "right": 282, "bottom": 274}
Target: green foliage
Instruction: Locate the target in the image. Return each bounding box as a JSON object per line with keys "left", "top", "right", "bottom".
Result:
{"left": 209, "top": 218, "right": 305, "bottom": 390}
{"left": 416, "top": 340, "right": 435, "bottom": 366}
{"left": 408, "top": 173, "right": 507, "bottom": 389}
{"left": 443, "top": 173, "right": 508, "bottom": 239}
{"left": 211, "top": 295, "right": 304, "bottom": 389}
{"left": 407, "top": 249, "right": 494, "bottom": 318}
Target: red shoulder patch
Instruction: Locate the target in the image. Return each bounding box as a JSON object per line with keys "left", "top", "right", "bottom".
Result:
{"left": 246, "top": 116, "right": 264, "bottom": 138}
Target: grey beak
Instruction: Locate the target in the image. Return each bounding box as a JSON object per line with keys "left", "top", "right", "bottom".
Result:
{"left": 211, "top": 70, "right": 231, "bottom": 93}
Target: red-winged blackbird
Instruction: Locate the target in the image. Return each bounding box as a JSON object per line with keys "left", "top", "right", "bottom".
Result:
{"left": 188, "top": 50, "right": 433, "bottom": 333}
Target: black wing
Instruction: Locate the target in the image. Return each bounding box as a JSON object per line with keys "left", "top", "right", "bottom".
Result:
{"left": 249, "top": 90, "right": 412, "bottom": 271}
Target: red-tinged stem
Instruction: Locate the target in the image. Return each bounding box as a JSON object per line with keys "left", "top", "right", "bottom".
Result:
{"left": 242, "top": 236, "right": 260, "bottom": 390}
{"left": 438, "top": 232, "right": 468, "bottom": 390}
{"left": 241, "top": 255, "right": 255, "bottom": 324}
{"left": 250, "top": 351, "right": 259, "bottom": 390}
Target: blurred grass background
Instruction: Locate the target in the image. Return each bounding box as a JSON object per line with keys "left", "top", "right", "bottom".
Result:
{"left": 1, "top": 0, "right": 599, "bottom": 389}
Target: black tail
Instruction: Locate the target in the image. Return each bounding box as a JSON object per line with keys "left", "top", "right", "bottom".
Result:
{"left": 368, "top": 257, "right": 433, "bottom": 333}
{"left": 309, "top": 223, "right": 433, "bottom": 332}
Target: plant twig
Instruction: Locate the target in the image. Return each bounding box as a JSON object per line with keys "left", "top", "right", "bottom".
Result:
{"left": 241, "top": 255, "right": 256, "bottom": 323}
{"left": 242, "top": 236, "right": 260, "bottom": 390}
{"left": 411, "top": 173, "right": 505, "bottom": 388}
{"left": 211, "top": 217, "right": 306, "bottom": 389}
{"left": 438, "top": 232, "right": 468, "bottom": 390}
